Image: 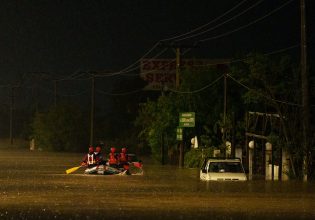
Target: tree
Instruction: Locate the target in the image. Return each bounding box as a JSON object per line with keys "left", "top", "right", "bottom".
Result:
{"left": 230, "top": 53, "right": 306, "bottom": 178}
{"left": 31, "top": 104, "right": 89, "bottom": 151}
{"left": 135, "top": 65, "right": 228, "bottom": 163}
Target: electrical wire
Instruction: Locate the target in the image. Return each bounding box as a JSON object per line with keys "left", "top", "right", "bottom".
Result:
{"left": 191, "top": 44, "right": 299, "bottom": 67}
{"left": 93, "top": 48, "right": 169, "bottom": 77}
{"left": 59, "top": 1, "right": 257, "bottom": 79}
{"left": 160, "top": 0, "right": 249, "bottom": 42}
{"left": 227, "top": 73, "right": 302, "bottom": 107}
{"left": 199, "top": 0, "right": 295, "bottom": 43}
{"left": 167, "top": 74, "right": 224, "bottom": 94}
{"left": 96, "top": 88, "right": 143, "bottom": 96}
{"left": 93, "top": 43, "right": 299, "bottom": 93}
{"left": 174, "top": 0, "right": 265, "bottom": 42}
{"left": 58, "top": 89, "right": 89, "bottom": 97}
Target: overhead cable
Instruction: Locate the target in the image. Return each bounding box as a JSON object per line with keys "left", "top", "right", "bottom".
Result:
{"left": 199, "top": 0, "right": 295, "bottom": 43}
{"left": 93, "top": 48, "right": 168, "bottom": 77}
{"left": 167, "top": 74, "right": 224, "bottom": 94}
{"left": 174, "top": 0, "right": 264, "bottom": 42}
{"left": 96, "top": 88, "right": 143, "bottom": 96}
{"left": 227, "top": 73, "right": 302, "bottom": 107}
{"left": 160, "top": 0, "right": 249, "bottom": 42}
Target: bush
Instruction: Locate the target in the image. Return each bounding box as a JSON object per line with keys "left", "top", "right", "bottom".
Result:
{"left": 184, "top": 147, "right": 214, "bottom": 168}
{"left": 32, "top": 104, "right": 89, "bottom": 151}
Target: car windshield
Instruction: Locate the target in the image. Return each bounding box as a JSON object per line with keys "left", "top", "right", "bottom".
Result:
{"left": 208, "top": 162, "right": 243, "bottom": 173}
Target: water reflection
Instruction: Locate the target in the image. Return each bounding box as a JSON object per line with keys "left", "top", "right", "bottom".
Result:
{"left": 0, "top": 149, "right": 314, "bottom": 219}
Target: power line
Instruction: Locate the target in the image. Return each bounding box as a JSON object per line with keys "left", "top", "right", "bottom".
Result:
{"left": 160, "top": 0, "right": 249, "bottom": 42}
{"left": 174, "top": 0, "right": 265, "bottom": 42}
{"left": 227, "top": 73, "right": 302, "bottom": 107}
{"left": 191, "top": 44, "right": 299, "bottom": 67}
{"left": 199, "top": 0, "right": 295, "bottom": 43}
{"left": 103, "top": 0, "right": 292, "bottom": 76}
{"left": 167, "top": 74, "right": 224, "bottom": 94}
{"left": 96, "top": 88, "right": 143, "bottom": 96}
{"left": 93, "top": 48, "right": 168, "bottom": 77}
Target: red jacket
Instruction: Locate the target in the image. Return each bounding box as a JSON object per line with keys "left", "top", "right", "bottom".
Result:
{"left": 82, "top": 153, "right": 96, "bottom": 168}
{"left": 108, "top": 152, "right": 118, "bottom": 165}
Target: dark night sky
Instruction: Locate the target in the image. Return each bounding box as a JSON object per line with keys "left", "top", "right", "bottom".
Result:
{"left": 0, "top": 0, "right": 314, "bottom": 113}
{"left": 0, "top": 0, "right": 314, "bottom": 138}
{"left": 1, "top": 0, "right": 313, "bottom": 83}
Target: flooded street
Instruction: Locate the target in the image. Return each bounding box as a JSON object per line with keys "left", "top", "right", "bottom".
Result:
{"left": 0, "top": 148, "right": 315, "bottom": 219}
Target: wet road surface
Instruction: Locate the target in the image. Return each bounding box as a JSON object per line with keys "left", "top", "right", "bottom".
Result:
{"left": 0, "top": 148, "right": 315, "bottom": 219}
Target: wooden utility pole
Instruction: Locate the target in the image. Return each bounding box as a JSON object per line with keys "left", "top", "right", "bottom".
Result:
{"left": 9, "top": 86, "right": 14, "bottom": 145}
{"left": 161, "top": 87, "right": 165, "bottom": 165}
{"left": 175, "top": 47, "right": 184, "bottom": 167}
{"left": 300, "top": 0, "right": 310, "bottom": 181}
{"left": 54, "top": 80, "right": 57, "bottom": 108}
{"left": 176, "top": 47, "right": 181, "bottom": 89}
{"left": 89, "top": 76, "right": 95, "bottom": 146}
{"left": 223, "top": 73, "right": 227, "bottom": 143}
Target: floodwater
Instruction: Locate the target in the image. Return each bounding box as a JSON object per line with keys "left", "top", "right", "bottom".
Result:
{"left": 0, "top": 148, "right": 315, "bottom": 220}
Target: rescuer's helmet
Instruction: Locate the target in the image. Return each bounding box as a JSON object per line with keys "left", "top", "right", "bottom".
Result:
{"left": 110, "top": 147, "right": 116, "bottom": 153}
{"left": 121, "top": 148, "right": 127, "bottom": 153}
{"left": 96, "top": 146, "right": 101, "bottom": 153}
{"left": 88, "top": 146, "right": 94, "bottom": 153}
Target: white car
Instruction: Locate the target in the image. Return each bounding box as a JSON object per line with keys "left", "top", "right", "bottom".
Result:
{"left": 200, "top": 157, "right": 247, "bottom": 181}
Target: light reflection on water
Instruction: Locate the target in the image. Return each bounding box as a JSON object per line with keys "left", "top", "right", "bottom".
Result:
{"left": 0, "top": 149, "right": 314, "bottom": 219}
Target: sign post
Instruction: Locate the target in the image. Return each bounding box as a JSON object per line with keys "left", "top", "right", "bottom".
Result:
{"left": 179, "top": 112, "right": 195, "bottom": 127}
{"left": 178, "top": 112, "right": 195, "bottom": 168}
{"left": 176, "top": 127, "right": 183, "bottom": 141}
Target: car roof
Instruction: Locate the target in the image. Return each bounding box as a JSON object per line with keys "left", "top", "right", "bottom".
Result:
{"left": 203, "top": 157, "right": 242, "bottom": 163}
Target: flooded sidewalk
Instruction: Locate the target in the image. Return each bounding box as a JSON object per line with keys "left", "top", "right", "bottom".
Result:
{"left": 0, "top": 148, "right": 315, "bottom": 219}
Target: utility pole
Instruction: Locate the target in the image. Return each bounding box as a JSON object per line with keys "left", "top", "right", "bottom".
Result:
{"left": 176, "top": 46, "right": 184, "bottom": 167}
{"left": 159, "top": 42, "right": 197, "bottom": 166}
{"left": 9, "top": 86, "right": 15, "bottom": 145}
{"left": 300, "top": 0, "right": 310, "bottom": 181}
{"left": 54, "top": 80, "right": 57, "bottom": 108}
{"left": 176, "top": 47, "right": 181, "bottom": 89}
{"left": 223, "top": 73, "right": 227, "bottom": 157}
{"left": 161, "top": 87, "right": 165, "bottom": 165}
{"left": 89, "top": 76, "right": 95, "bottom": 146}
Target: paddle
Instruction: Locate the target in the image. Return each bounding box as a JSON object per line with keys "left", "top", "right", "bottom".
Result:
{"left": 66, "top": 166, "right": 82, "bottom": 174}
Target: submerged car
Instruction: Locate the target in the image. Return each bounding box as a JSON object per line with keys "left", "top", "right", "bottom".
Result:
{"left": 200, "top": 157, "right": 247, "bottom": 181}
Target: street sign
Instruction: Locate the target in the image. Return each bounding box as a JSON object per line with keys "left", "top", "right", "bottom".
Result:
{"left": 179, "top": 112, "right": 195, "bottom": 127}
{"left": 176, "top": 127, "right": 183, "bottom": 140}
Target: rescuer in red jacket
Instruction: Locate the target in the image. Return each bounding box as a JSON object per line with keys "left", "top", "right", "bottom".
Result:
{"left": 81, "top": 146, "right": 96, "bottom": 168}
{"left": 94, "top": 145, "right": 105, "bottom": 165}
{"left": 108, "top": 147, "right": 118, "bottom": 168}
{"left": 118, "top": 147, "right": 130, "bottom": 171}
{"left": 119, "top": 147, "right": 128, "bottom": 164}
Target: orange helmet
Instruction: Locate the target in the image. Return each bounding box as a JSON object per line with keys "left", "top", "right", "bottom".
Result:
{"left": 88, "top": 146, "right": 94, "bottom": 153}
{"left": 110, "top": 147, "right": 116, "bottom": 153}
{"left": 121, "top": 148, "right": 127, "bottom": 153}
{"left": 96, "top": 146, "right": 101, "bottom": 153}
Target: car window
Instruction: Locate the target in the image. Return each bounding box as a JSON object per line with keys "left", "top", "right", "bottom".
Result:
{"left": 208, "top": 162, "right": 242, "bottom": 173}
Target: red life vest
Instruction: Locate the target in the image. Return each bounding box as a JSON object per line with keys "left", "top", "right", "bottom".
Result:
{"left": 109, "top": 152, "right": 117, "bottom": 165}
{"left": 120, "top": 152, "right": 127, "bottom": 163}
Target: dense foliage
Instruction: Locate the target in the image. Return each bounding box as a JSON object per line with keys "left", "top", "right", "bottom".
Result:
{"left": 31, "top": 104, "right": 89, "bottom": 151}
{"left": 135, "top": 53, "right": 314, "bottom": 178}
{"left": 135, "top": 65, "right": 231, "bottom": 164}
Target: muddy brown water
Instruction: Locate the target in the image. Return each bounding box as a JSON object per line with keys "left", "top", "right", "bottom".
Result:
{"left": 0, "top": 148, "right": 315, "bottom": 219}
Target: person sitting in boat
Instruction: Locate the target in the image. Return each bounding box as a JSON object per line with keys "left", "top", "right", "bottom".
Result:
{"left": 94, "top": 145, "right": 105, "bottom": 165}
{"left": 118, "top": 147, "right": 131, "bottom": 174}
{"left": 81, "top": 146, "right": 103, "bottom": 174}
{"left": 81, "top": 146, "right": 96, "bottom": 168}
{"left": 108, "top": 147, "right": 118, "bottom": 168}
{"left": 118, "top": 147, "right": 128, "bottom": 167}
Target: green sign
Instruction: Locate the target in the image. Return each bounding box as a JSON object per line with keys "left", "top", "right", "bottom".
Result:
{"left": 176, "top": 127, "right": 183, "bottom": 140}
{"left": 179, "top": 112, "right": 195, "bottom": 127}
